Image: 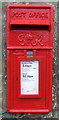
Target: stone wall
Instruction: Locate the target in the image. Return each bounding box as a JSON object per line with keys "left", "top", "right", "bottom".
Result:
{"left": 0, "top": 1, "right": 59, "bottom": 120}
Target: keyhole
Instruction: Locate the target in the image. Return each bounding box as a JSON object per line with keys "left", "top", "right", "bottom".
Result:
{"left": 16, "top": 78, "right": 18, "bottom": 80}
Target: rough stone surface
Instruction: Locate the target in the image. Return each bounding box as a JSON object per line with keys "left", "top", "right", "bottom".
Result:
{"left": 0, "top": 1, "right": 58, "bottom": 119}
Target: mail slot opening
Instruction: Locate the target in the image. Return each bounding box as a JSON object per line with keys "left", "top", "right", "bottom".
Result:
{"left": 11, "top": 24, "right": 49, "bottom": 30}
{"left": 10, "top": 25, "right": 50, "bottom": 47}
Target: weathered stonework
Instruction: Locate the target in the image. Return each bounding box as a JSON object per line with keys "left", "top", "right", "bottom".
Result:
{"left": 0, "top": 1, "right": 58, "bottom": 120}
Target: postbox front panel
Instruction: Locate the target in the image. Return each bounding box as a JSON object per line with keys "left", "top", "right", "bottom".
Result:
{"left": 6, "top": 5, "right": 53, "bottom": 113}
{"left": 7, "top": 50, "right": 52, "bottom": 112}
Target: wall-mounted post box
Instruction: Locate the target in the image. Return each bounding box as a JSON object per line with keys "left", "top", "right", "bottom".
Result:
{"left": 6, "top": 5, "right": 53, "bottom": 113}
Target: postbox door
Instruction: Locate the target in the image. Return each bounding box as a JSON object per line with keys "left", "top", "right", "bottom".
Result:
{"left": 7, "top": 49, "right": 52, "bottom": 113}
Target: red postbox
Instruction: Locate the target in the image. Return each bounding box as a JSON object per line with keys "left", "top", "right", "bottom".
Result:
{"left": 6, "top": 5, "right": 53, "bottom": 113}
